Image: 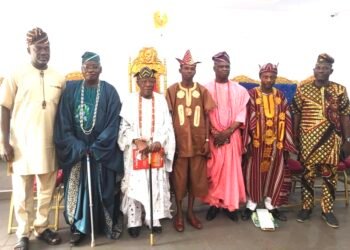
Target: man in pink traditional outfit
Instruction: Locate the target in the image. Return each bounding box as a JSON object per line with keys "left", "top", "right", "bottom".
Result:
{"left": 241, "top": 63, "right": 297, "bottom": 222}
{"left": 203, "top": 51, "right": 249, "bottom": 221}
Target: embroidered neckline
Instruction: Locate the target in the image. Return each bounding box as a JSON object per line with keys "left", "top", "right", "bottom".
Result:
{"left": 178, "top": 82, "right": 197, "bottom": 107}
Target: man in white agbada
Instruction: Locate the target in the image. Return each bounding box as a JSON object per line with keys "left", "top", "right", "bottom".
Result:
{"left": 118, "top": 67, "right": 175, "bottom": 238}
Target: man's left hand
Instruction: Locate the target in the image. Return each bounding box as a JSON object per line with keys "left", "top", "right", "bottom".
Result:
{"left": 213, "top": 129, "right": 231, "bottom": 147}
{"left": 149, "top": 141, "right": 162, "bottom": 153}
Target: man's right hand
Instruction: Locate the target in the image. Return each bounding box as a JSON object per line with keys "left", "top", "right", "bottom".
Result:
{"left": 133, "top": 139, "right": 148, "bottom": 153}
{"left": 0, "top": 142, "right": 14, "bottom": 162}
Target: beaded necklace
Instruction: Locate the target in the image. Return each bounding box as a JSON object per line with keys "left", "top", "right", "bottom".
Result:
{"left": 214, "top": 81, "right": 232, "bottom": 130}
{"left": 79, "top": 81, "right": 101, "bottom": 135}
{"left": 138, "top": 94, "right": 155, "bottom": 139}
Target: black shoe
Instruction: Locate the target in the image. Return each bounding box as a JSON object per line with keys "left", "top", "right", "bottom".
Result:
{"left": 128, "top": 226, "right": 141, "bottom": 238}
{"left": 36, "top": 229, "right": 61, "bottom": 245}
{"left": 322, "top": 212, "right": 339, "bottom": 228}
{"left": 296, "top": 209, "right": 312, "bottom": 223}
{"left": 224, "top": 209, "right": 239, "bottom": 221}
{"left": 110, "top": 223, "right": 123, "bottom": 240}
{"left": 270, "top": 209, "right": 287, "bottom": 221}
{"left": 70, "top": 230, "right": 86, "bottom": 246}
{"left": 152, "top": 226, "right": 162, "bottom": 234}
{"left": 206, "top": 206, "right": 220, "bottom": 221}
{"left": 241, "top": 208, "right": 254, "bottom": 221}
{"left": 14, "top": 237, "right": 29, "bottom": 250}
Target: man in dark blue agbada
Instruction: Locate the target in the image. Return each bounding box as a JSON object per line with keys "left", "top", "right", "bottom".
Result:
{"left": 54, "top": 52, "right": 123, "bottom": 245}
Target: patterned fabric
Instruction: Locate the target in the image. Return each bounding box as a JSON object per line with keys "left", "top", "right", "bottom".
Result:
{"left": 63, "top": 160, "right": 114, "bottom": 236}
{"left": 301, "top": 163, "right": 338, "bottom": 212}
{"left": 134, "top": 66, "right": 157, "bottom": 79}
{"left": 55, "top": 81, "right": 124, "bottom": 239}
{"left": 81, "top": 51, "right": 100, "bottom": 63}
{"left": 291, "top": 81, "right": 350, "bottom": 166}
{"left": 166, "top": 83, "right": 216, "bottom": 157}
{"left": 317, "top": 53, "right": 334, "bottom": 65}
{"left": 74, "top": 84, "right": 97, "bottom": 132}
{"left": 243, "top": 87, "right": 296, "bottom": 207}
{"left": 259, "top": 63, "right": 278, "bottom": 75}
{"left": 212, "top": 51, "right": 230, "bottom": 64}
{"left": 291, "top": 81, "right": 350, "bottom": 212}
{"left": 176, "top": 50, "right": 200, "bottom": 65}
{"left": 26, "top": 27, "right": 49, "bottom": 45}
{"left": 118, "top": 92, "right": 175, "bottom": 224}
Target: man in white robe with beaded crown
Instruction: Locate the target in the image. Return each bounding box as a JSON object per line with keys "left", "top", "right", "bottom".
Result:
{"left": 118, "top": 66, "right": 175, "bottom": 238}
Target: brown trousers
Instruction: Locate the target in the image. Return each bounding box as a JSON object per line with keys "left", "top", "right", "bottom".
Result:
{"left": 171, "top": 155, "right": 208, "bottom": 200}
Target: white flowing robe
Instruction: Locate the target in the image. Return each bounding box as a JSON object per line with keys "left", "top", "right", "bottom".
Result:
{"left": 118, "top": 92, "right": 175, "bottom": 221}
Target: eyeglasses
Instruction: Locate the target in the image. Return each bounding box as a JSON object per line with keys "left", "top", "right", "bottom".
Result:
{"left": 82, "top": 64, "right": 101, "bottom": 71}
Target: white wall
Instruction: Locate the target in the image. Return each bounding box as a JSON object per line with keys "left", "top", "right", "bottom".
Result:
{"left": 0, "top": 0, "right": 349, "bottom": 100}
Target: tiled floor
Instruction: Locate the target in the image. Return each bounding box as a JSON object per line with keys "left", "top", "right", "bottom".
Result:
{"left": 1, "top": 160, "right": 350, "bottom": 250}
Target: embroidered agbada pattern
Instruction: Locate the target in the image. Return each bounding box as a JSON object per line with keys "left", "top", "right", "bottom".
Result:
{"left": 291, "top": 81, "right": 350, "bottom": 212}
{"left": 243, "top": 87, "right": 296, "bottom": 207}
{"left": 166, "top": 82, "right": 216, "bottom": 199}
{"left": 118, "top": 92, "right": 175, "bottom": 227}
{"left": 166, "top": 83, "right": 216, "bottom": 157}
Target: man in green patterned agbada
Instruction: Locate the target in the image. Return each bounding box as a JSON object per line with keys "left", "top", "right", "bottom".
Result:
{"left": 54, "top": 52, "right": 124, "bottom": 244}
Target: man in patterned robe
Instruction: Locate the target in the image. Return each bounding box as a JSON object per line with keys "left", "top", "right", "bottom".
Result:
{"left": 291, "top": 53, "right": 350, "bottom": 228}
{"left": 118, "top": 67, "right": 175, "bottom": 238}
{"left": 242, "top": 63, "right": 296, "bottom": 221}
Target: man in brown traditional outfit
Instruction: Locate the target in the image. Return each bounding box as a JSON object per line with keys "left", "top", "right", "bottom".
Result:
{"left": 291, "top": 53, "right": 350, "bottom": 228}
{"left": 241, "top": 63, "right": 296, "bottom": 221}
{"left": 166, "top": 50, "right": 216, "bottom": 232}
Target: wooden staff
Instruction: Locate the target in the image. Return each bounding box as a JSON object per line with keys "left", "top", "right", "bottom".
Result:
{"left": 148, "top": 143, "right": 155, "bottom": 246}
{"left": 86, "top": 154, "right": 95, "bottom": 247}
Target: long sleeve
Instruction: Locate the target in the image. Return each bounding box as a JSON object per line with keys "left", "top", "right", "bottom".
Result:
{"left": 156, "top": 96, "right": 175, "bottom": 172}
{"left": 118, "top": 93, "right": 139, "bottom": 151}
{"left": 54, "top": 84, "right": 87, "bottom": 169}
{"left": 90, "top": 86, "right": 121, "bottom": 165}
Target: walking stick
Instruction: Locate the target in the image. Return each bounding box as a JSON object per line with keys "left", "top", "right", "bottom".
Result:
{"left": 86, "top": 154, "right": 95, "bottom": 247}
{"left": 148, "top": 148, "right": 155, "bottom": 246}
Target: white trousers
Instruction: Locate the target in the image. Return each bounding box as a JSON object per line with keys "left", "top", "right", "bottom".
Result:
{"left": 246, "top": 197, "right": 276, "bottom": 211}
{"left": 12, "top": 171, "right": 56, "bottom": 239}
{"left": 126, "top": 198, "right": 160, "bottom": 228}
